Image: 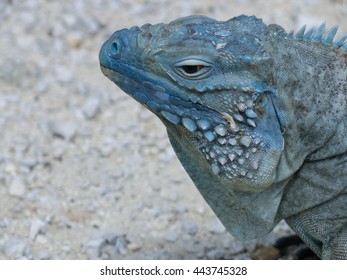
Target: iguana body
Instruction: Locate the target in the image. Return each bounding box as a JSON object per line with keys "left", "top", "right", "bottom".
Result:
{"left": 99, "top": 15, "right": 347, "bottom": 259}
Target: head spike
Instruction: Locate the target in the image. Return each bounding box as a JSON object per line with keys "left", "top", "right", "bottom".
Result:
{"left": 285, "top": 30, "right": 294, "bottom": 39}
{"left": 311, "top": 22, "right": 326, "bottom": 42}
{"left": 322, "top": 25, "right": 338, "bottom": 44}
{"left": 294, "top": 25, "right": 306, "bottom": 39}
{"left": 341, "top": 42, "right": 347, "bottom": 50}
{"left": 333, "top": 33, "right": 347, "bottom": 47}
{"left": 303, "top": 27, "right": 315, "bottom": 41}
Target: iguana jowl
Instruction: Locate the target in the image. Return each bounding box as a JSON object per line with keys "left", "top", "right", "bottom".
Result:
{"left": 99, "top": 15, "right": 347, "bottom": 259}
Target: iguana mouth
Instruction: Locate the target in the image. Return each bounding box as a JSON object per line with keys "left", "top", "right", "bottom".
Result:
{"left": 100, "top": 65, "right": 230, "bottom": 140}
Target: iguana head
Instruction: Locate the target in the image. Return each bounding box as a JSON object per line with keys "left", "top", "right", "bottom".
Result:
{"left": 99, "top": 15, "right": 285, "bottom": 192}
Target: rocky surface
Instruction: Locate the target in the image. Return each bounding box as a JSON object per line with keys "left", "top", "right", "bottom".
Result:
{"left": 0, "top": 0, "right": 345, "bottom": 259}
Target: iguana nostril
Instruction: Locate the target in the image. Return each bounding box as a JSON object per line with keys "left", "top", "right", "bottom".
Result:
{"left": 111, "top": 41, "right": 118, "bottom": 54}
{"left": 108, "top": 39, "right": 122, "bottom": 59}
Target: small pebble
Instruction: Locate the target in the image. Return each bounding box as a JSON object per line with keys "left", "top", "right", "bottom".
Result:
{"left": 208, "top": 217, "right": 226, "bottom": 234}
{"left": 4, "top": 238, "right": 30, "bottom": 259}
{"left": 8, "top": 177, "right": 26, "bottom": 197}
{"left": 206, "top": 248, "right": 226, "bottom": 259}
{"left": 251, "top": 246, "right": 280, "bottom": 260}
{"left": 82, "top": 97, "right": 101, "bottom": 120}
{"left": 50, "top": 121, "right": 77, "bottom": 141}
{"left": 37, "top": 250, "right": 51, "bottom": 260}
{"left": 165, "top": 230, "right": 179, "bottom": 242}
{"left": 55, "top": 66, "right": 74, "bottom": 83}
{"left": 30, "top": 219, "right": 47, "bottom": 241}
{"left": 115, "top": 236, "right": 129, "bottom": 255}
{"left": 181, "top": 220, "right": 198, "bottom": 236}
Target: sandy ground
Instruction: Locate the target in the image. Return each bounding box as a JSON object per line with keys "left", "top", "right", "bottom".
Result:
{"left": 0, "top": 0, "right": 346, "bottom": 259}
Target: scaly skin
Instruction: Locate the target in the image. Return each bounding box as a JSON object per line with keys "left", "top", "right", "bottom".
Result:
{"left": 99, "top": 15, "right": 347, "bottom": 259}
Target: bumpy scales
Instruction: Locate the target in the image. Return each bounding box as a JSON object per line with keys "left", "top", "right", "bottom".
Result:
{"left": 99, "top": 15, "right": 347, "bottom": 259}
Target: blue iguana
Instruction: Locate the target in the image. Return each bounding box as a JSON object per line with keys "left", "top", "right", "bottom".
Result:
{"left": 99, "top": 15, "right": 347, "bottom": 259}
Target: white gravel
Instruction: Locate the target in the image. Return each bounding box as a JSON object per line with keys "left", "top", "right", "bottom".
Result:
{"left": 0, "top": 0, "right": 345, "bottom": 259}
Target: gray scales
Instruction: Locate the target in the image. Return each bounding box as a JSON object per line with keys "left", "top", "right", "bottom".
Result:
{"left": 99, "top": 15, "right": 347, "bottom": 259}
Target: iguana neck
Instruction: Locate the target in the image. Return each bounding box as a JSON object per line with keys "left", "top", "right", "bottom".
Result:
{"left": 167, "top": 123, "right": 289, "bottom": 240}
{"left": 264, "top": 27, "right": 347, "bottom": 174}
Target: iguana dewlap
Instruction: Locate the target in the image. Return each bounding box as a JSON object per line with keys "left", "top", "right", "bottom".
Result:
{"left": 99, "top": 15, "right": 347, "bottom": 259}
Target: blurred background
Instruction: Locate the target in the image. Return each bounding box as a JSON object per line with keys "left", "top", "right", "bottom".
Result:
{"left": 0, "top": 0, "right": 346, "bottom": 259}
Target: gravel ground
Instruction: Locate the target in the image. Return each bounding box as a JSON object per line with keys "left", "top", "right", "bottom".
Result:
{"left": 0, "top": 0, "right": 346, "bottom": 260}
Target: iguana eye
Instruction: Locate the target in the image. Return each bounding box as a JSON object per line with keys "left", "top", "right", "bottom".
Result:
{"left": 181, "top": 65, "right": 205, "bottom": 74}
{"left": 174, "top": 59, "right": 212, "bottom": 79}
